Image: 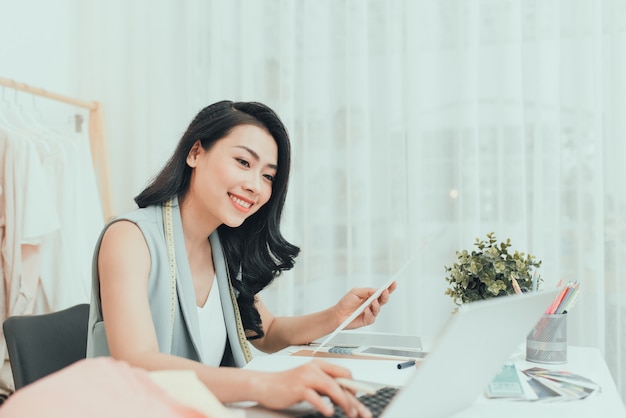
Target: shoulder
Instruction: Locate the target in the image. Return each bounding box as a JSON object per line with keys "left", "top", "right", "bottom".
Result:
{"left": 97, "top": 218, "right": 151, "bottom": 286}
{"left": 99, "top": 204, "right": 167, "bottom": 258}
{"left": 103, "top": 219, "right": 143, "bottom": 242}
{"left": 119, "top": 205, "right": 161, "bottom": 225}
{"left": 100, "top": 220, "right": 148, "bottom": 259}
{"left": 100, "top": 206, "right": 156, "bottom": 248}
{"left": 103, "top": 206, "right": 161, "bottom": 237}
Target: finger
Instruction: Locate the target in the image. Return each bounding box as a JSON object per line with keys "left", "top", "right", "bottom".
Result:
{"left": 360, "top": 310, "right": 375, "bottom": 326}
{"left": 369, "top": 299, "right": 381, "bottom": 316}
{"left": 326, "top": 387, "right": 357, "bottom": 418}
{"left": 302, "top": 388, "right": 335, "bottom": 417}
{"left": 310, "top": 373, "right": 357, "bottom": 418}
{"left": 379, "top": 283, "right": 396, "bottom": 303}
{"left": 340, "top": 388, "right": 372, "bottom": 418}
{"left": 351, "top": 287, "right": 377, "bottom": 300}
{"left": 356, "top": 399, "right": 373, "bottom": 418}
{"left": 311, "top": 360, "right": 353, "bottom": 379}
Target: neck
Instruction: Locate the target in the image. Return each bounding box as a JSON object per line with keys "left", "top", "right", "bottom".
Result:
{"left": 177, "top": 194, "right": 220, "bottom": 249}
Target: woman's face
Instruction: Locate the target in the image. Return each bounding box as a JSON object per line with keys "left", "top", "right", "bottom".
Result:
{"left": 187, "top": 124, "right": 278, "bottom": 229}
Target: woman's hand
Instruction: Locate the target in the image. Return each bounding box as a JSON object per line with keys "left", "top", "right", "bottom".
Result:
{"left": 253, "top": 360, "right": 372, "bottom": 418}
{"left": 334, "top": 281, "right": 397, "bottom": 330}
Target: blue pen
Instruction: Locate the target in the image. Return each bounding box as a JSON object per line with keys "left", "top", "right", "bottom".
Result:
{"left": 397, "top": 360, "right": 416, "bottom": 369}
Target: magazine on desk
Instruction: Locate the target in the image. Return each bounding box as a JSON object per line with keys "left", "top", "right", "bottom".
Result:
{"left": 291, "top": 345, "right": 428, "bottom": 363}
{"left": 301, "top": 331, "right": 426, "bottom": 361}
{"left": 485, "top": 364, "right": 601, "bottom": 401}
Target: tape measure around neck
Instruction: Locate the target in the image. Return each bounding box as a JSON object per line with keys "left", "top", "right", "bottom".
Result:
{"left": 164, "top": 199, "right": 177, "bottom": 352}
{"left": 165, "top": 198, "right": 251, "bottom": 364}
{"left": 225, "top": 263, "right": 253, "bottom": 364}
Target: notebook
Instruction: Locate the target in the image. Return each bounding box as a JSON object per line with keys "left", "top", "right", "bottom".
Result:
{"left": 240, "top": 289, "right": 559, "bottom": 418}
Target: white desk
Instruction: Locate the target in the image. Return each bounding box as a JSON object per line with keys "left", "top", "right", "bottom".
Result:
{"left": 233, "top": 345, "right": 625, "bottom": 417}
{"left": 452, "top": 346, "right": 625, "bottom": 418}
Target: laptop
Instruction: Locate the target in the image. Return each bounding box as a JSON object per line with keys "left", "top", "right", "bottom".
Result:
{"left": 238, "top": 289, "right": 559, "bottom": 418}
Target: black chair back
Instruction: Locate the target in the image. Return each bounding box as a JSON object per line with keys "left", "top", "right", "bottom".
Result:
{"left": 3, "top": 303, "right": 90, "bottom": 390}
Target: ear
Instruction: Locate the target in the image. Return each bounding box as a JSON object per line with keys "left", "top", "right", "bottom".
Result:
{"left": 187, "top": 140, "right": 202, "bottom": 167}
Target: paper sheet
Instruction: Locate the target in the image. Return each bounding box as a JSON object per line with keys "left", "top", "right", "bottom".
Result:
{"left": 313, "top": 228, "right": 445, "bottom": 354}
{"left": 313, "top": 278, "right": 395, "bottom": 354}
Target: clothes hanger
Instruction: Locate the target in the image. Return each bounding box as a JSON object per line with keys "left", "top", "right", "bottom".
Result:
{"left": 0, "top": 87, "right": 26, "bottom": 134}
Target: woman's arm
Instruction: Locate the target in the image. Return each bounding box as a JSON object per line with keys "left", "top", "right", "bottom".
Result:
{"left": 251, "top": 282, "right": 396, "bottom": 353}
{"left": 98, "top": 221, "right": 370, "bottom": 416}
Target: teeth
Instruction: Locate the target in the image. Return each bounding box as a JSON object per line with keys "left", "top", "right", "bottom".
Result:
{"left": 230, "top": 195, "right": 252, "bottom": 208}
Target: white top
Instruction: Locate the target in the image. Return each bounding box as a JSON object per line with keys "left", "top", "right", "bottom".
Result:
{"left": 196, "top": 277, "right": 227, "bottom": 366}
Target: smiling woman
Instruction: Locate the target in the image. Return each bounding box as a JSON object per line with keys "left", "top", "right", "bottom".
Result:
{"left": 185, "top": 124, "right": 277, "bottom": 225}
{"left": 85, "top": 100, "right": 396, "bottom": 417}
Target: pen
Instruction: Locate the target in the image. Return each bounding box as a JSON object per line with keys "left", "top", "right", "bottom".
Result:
{"left": 335, "top": 377, "right": 377, "bottom": 395}
{"left": 396, "top": 360, "right": 416, "bottom": 369}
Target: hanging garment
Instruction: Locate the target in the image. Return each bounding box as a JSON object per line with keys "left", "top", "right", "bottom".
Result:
{"left": 38, "top": 127, "right": 103, "bottom": 311}
{"left": 0, "top": 128, "right": 61, "bottom": 392}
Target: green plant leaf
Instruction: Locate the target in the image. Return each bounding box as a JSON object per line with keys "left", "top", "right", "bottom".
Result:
{"left": 443, "top": 233, "right": 543, "bottom": 306}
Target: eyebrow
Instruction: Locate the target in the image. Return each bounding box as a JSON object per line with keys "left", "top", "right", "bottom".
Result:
{"left": 234, "top": 145, "right": 278, "bottom": 170}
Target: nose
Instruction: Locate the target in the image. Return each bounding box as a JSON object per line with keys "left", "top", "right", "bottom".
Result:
{"left": 243, "top": 172, "right": 262, "bottom": 195}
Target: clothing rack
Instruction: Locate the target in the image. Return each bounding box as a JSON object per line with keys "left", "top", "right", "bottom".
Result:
{"left": 0, "top": 76, "right": 114, "bottom": 220}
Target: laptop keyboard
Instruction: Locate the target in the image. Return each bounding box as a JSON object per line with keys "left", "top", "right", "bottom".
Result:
{"left": 299, "top": 386, "right": 400, "bottom": 418}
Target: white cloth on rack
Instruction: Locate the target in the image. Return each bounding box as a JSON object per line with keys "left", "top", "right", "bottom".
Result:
{"left": 0, "top": 129, "right": 61, "bottom": 392}
{"left": 0, "top": 130, "right": 60, "bottom": 315}
{"left": 38, "top": 128, "right": 103, "bottom": 310}
{"left": 0, "top": 116, "right": 105, "bottom": 393}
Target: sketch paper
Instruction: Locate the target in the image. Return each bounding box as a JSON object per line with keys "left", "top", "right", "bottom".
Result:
{"left": 313, "top": 229, "right": 444, "bottom": 354}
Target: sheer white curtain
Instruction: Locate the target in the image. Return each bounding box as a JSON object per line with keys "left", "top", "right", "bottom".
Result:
{"left": 78, "top": 0, "right": 626, "bottom": 401}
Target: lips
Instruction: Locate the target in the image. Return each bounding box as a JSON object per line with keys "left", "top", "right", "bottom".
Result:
{"left": 228, "top": 193, "right": 253, "bottom": 211}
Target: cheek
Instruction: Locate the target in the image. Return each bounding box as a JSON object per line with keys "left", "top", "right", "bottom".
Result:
{"left": 213, "top": 163, "right": 233, "bottom": 180}
{"left": 259, "top": 185, "right": 273, "bottom": 206}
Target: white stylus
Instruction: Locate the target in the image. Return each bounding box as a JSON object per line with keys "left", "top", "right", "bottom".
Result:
{"left": 335, "top": 377, "right": 377, "bottom": 395}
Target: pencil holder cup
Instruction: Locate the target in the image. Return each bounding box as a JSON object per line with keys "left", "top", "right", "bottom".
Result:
{"left": 526, "top": 314, "right": 567, "bottom": 364}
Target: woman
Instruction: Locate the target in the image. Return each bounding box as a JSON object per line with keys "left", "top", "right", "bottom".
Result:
{"left": 87, "top": 100, "right": 396, "bottom": 417}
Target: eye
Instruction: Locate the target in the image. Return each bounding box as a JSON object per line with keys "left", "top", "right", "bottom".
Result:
{"left": 263, "top": 174, "right": 275, "bottom": 183}
{"left": 236, "top": 158, "right": 250, "bottom": 168}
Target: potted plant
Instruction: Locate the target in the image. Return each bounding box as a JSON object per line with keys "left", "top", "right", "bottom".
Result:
{"left": 444, "top": 232, "right": 542, "bottom": 306}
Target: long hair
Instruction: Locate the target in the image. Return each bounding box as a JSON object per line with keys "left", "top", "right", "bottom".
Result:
{"left": 135, "top": 100, "right": 300, "bottom": 339}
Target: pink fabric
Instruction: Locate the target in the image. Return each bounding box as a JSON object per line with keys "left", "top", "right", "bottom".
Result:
{"left": 0, "top": 358, "right": 208, "bottom": 418}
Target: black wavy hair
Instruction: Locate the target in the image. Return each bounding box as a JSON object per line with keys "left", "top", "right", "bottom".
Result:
{"left": 134, "top": 100, "right": 300, "bottom": 339}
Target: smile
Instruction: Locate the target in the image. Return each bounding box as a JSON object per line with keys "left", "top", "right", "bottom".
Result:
{"left": 229, "top": 193, "right": 253, "bottom": 210}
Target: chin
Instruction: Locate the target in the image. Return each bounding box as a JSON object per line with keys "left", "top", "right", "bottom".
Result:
{"left": 223, "top": 218, "right": 247, "bottom": 228}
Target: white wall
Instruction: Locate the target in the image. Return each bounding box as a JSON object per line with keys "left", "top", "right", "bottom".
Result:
{"left": 1, "top": 0, "right": 194, "bottom": 216}
{"left": 0, "top": 0, "right": 80, "bottom": 98}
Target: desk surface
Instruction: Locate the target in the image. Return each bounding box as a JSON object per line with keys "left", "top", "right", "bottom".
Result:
{"left": 453, "top": 345, "right": 625, "bottom": 418}
{"left": 233, "top": 345, "right": 625, "bottom": 418}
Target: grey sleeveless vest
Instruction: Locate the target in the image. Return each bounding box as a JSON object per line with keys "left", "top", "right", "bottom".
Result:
{"left": 86, "top": 197, "right": 248, "bottom": 367}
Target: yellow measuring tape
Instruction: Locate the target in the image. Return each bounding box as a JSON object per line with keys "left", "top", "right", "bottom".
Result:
{"left": 165, "top": 198, "right": 251, "bottom": 363}
{"left": 164, "top": 199, "right": 177, "bottom": 352}
{"left": 225, "top": 263, "right": 253, "bottom": 364}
